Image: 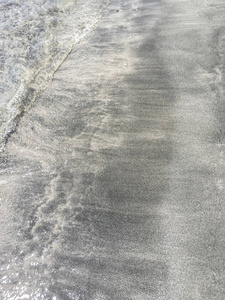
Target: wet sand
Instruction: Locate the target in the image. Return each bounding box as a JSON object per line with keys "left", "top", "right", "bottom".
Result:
{"left": 1, "top": 0, "right": 225, "bottom": 299}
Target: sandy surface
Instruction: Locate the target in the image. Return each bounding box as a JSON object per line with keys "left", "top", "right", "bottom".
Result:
{"left": 1, "top": 0, "right": 225, "bottom": 299}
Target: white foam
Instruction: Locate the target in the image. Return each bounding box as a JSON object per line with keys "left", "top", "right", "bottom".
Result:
{"left": 0, "top": 0, "right": 110, "bottom": 151}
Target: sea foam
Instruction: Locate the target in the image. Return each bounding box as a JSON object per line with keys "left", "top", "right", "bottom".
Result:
{"left": 0, "top": 0, "right": 110, "bottom": 151}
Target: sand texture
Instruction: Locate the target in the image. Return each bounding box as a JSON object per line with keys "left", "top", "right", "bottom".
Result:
{"left": 1, "top": 0, "right": 225, "bottom": 299}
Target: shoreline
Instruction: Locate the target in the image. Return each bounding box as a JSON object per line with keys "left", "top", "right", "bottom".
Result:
{"left": 0, "top": 0, "right": 110, "bottom": 153}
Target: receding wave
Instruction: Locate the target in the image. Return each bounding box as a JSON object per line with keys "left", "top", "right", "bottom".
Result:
{"left": 0, "top": 0, "right": 110, "bottom": 151}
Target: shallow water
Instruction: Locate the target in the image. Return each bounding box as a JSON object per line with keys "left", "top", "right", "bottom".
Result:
{"left": 0, "top": 0, "right": 109, "bottom": 149}
{"left": 1, "top": 0, "right": 225, "bottom": 299}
